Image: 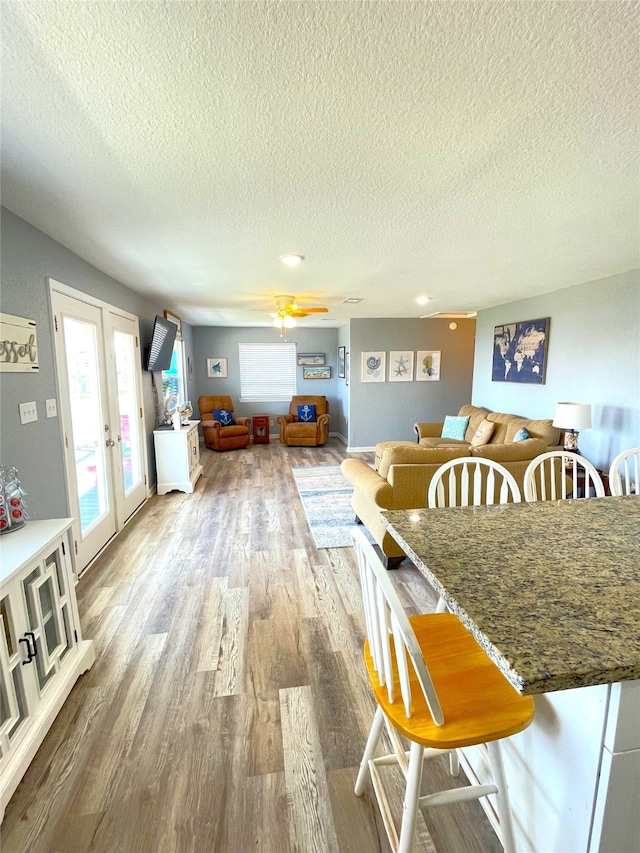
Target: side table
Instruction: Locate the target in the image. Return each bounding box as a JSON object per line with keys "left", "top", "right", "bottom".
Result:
{"left": 252, "top": 414, "right": 270, "bottom": 445}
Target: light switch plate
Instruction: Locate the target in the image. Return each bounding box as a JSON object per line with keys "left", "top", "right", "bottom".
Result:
{"left": 46, "top": 398, "right": 57, "bottom": 418}
{"left": 19, "top": 401, "right": 38, "bottom": 424}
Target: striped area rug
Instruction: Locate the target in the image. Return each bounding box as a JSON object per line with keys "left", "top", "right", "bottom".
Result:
{"left": 291, "top": 464, "right": 372, "bottom": 549}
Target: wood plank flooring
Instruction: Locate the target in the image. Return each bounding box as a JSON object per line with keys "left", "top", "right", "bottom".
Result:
{"left": 2, "top": 439, "right": 503, "bottom": 853}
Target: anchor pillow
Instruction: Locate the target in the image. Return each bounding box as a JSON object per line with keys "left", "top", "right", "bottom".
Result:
{"left": 297, "top": 404, "right": 317, "bottom": 423}
{"left": 213, "top": 408, "right": 236, "bottom": 426}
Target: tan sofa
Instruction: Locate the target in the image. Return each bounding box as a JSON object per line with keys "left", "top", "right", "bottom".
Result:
{"left": 341, "top": 405, "right": 562, "bottom": 569}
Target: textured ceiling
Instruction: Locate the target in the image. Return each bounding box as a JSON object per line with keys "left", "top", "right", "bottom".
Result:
{"left": 2, "top": 1, "right": 638, "bottom": 327}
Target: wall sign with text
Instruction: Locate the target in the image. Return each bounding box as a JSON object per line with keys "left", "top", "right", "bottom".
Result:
{"left": 0, "top": 313, "right": 39, "bottom": 372}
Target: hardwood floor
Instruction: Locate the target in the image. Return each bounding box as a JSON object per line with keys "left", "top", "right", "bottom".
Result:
{"left": 2, "top": 438, "right": 503, "bottom": 853}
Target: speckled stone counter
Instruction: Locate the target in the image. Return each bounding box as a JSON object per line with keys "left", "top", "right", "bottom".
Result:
{"left": 381, "top": 495, "right": 640, "bottom": 695}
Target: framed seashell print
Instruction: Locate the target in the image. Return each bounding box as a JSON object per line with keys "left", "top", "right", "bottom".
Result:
{"left": 361, "top": 351, "right": 386, "bottom": 383}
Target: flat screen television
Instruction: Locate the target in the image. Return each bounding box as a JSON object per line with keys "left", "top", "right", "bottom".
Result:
{"left": 144, "top": 314, "right": 177, "bottom": 371}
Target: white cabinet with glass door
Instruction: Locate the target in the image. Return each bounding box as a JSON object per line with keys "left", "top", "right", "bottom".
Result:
{"left": 0, "top": 519, "right": 95, "bottom": 819}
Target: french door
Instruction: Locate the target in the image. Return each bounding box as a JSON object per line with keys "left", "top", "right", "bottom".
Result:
{"left": 50, "top": 283, "right": 147, "bottom": 574}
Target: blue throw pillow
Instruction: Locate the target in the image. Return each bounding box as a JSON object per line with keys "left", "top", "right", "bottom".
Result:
{"left": 441, "top": 415, "right": 470, "bottom": 441}
{"left": 213, "top": 408, "right": 235, "bottom": 426}
{"left": 297, "top": 404, "right": 317, "bottom": 423}
{"left": 513, "top": 427, "right": 530, "bottom": 442}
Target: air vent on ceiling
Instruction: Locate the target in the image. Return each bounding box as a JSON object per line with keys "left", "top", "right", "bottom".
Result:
{"left": 342, "top": 297, "right": 364, "bottom": 304}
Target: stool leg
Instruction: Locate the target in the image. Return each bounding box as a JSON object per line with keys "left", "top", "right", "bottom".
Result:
{"left": 486, "top": 740, "right": 516, "bottom": 853}
{"left": 355, "top": 706, "right": 384, "bottom": 796}
{"left": 398, "top": 740, "right": 424, "bottom": 853}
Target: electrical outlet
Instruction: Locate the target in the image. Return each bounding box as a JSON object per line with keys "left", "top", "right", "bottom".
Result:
{"left": 270, "top": 418, "right": 274, "bottom": 426}
{"left": 19, "top": 401, "right": 38, "bottom": 424}
{"left": 46, "top": 398, "right": 58, "bottom": 418}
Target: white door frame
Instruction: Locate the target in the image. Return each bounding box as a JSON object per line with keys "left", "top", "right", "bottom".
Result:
{"left": 49, "top": 279, "right": 149, "bottom": 574}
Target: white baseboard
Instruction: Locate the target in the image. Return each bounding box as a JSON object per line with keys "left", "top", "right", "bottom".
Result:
{"left": 346, "top": 445, "right": 376, "bottom": 453}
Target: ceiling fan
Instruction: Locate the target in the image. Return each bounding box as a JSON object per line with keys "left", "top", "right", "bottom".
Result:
{"left": 271, "top": 294, "right": 329, "bottom": 318}
{"left": 270, "top": 294, "right": 328, "bottom": 337}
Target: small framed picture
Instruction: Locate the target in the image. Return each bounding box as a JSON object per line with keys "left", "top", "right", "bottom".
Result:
{"left": 297, "top": 353, "right": 325, "bottom": 365}
{"left": 362, "top": 351, "right": 386, "bottom": 383}
{"left": 345, "top": 351, "right": 349, "bottom": 386}
{"left": 207, "top": 357, "right": 228, "bottom": 378}
{"left": 389, "top": 351, "right": 414, "bottom": 382}
{"left": 338, "top": 346, "right": 346, "bottom": 378}
{"left": 303, "top": 366, "right": 331, "bottom": 379}
{"left": 164, "top": 310, "right": 183, "bottom": 339}
{"left": 416, "top": 351, "right": 441, "bottom": 382}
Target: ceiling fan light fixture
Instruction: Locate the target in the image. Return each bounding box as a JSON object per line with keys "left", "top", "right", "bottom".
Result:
{"left": 279, "top": 254, "right": 304, "bottom": 266}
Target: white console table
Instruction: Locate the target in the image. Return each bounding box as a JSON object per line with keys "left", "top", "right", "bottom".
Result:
{"left": 0, "top": 519, "right": 95, "bottom": 820}
{"left": 154, "top": 420, "right": 203, "bottom": 495}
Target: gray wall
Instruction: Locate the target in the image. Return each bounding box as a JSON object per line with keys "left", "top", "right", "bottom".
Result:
{"left": 192, "top": 326, "right": 340, "bottom": 434}
{"left": 472, "top": 269, "right": 640, "bottom": 469}
{"left": 347, "top": 318, "right": 476, "bottom": 448}
{"left": 0, "top": 208, "right": 194, "bottom": 518}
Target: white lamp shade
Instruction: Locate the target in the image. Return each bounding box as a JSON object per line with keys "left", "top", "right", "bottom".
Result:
{"left": 552, "top": 402, "right": 592, "bottom": 430}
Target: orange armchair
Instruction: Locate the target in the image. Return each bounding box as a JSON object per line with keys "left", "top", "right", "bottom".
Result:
{"left": 198, "top": 395, "right": 250, "bottom": 452}
{"left": 277, "top": 396, "right": 330, "bottom": 446}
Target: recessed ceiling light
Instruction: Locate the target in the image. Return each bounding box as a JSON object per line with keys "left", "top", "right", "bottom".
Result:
{"left": 279, "top": 254, "right": 304, "bottom": 266}
{"left": 416, "top": 296, "right": 431, "bottom": 305}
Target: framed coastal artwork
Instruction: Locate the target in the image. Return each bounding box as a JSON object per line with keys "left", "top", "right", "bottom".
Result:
{"left": 303, "top": 366, "right": 331, "bottom": 379}
{"left": 297, "top": 353, "right": 325, "bottom": 365}
{"left": 361, "top": 351, "right": 385, "bottom": 383}
{"left": 337, "top": 346, "right": 346, "bottom": 378}
{"left": 207, "top": 357, "right": 228, "bottom": 378}
{"left": 416, "top": 350, "right": 441, "bottom": 382}
{"left": 492, "top": 318, "right": 549, "bottom": 384}
{"left": 389, "top": 351, "right": 414, "bottom": 382}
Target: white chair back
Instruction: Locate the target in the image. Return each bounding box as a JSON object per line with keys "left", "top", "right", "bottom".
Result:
{"left": 608, "top": 448, "right": 640, "bottom": 496}
{"left": 428, "top": 457, "right": 522, "bottom": 508}
{"left": 524, "top": 451, "right": 605, "bottom": 501}
{"left": 351, "top": 527, "right": 444, "bottom": 725}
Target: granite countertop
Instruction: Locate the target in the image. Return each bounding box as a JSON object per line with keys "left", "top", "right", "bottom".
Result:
{"left": 381, "top": 495, "right": 640, "bottom": 695}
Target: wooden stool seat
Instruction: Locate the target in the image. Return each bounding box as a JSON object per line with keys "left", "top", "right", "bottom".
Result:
{"left": 352, "top": 528, "right": 535, "bottom": 853}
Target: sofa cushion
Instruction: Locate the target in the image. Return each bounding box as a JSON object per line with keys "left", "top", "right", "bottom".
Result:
{"left": 441, "top": 415, "right": 470, "bottom": 441}
{"left": 471, "top": 437, "right": 548, "bottom": 463}
{"left": 458, "top": 405, "right": 491, "bottom": 440}
{"left": 377, "top": 443, "right": 470, "bottom": 480}
{"left": 470, "top": 418, "right": 495, "bottom": 447}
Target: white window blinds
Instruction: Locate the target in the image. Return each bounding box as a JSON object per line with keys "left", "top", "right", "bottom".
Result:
{"left": 238, "top": 343, "right": 297, "bottom": 402}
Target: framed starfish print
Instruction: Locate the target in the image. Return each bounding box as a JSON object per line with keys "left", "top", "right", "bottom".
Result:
{"left": 389, "top": 351, "right": 414, "bottom": 382}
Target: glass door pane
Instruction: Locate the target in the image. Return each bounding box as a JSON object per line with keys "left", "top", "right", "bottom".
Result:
{"left": 114, "top": 330, "right": 143, "bottom": 495}
{"left": 63, "top": 316, "right": 110, "bottom": 535}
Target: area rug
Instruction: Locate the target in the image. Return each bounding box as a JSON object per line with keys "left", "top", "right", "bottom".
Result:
{"left": 292, "top": 465, "right": 372, "bottom": 549}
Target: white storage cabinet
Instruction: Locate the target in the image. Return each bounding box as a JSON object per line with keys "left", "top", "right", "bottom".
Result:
{"left": 154, "top": 420, "right": 203, "bottom": 495}
{"left": 0, "top": 519, "right": 95, "bottom": 819}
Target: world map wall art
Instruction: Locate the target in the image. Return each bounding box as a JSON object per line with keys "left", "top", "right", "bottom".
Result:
{"left": 492, "top": 318, "right": 549, "bottom": 384}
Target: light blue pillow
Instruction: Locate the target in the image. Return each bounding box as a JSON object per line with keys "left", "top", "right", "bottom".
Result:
{"left": 513, "top": 427, "right": 530, "bottom": 442}
{"left": 297, "top": 404, "right": 317, "bottom": 423}
{"left": 441, "top": 415, "right": 470, "bottom": 441}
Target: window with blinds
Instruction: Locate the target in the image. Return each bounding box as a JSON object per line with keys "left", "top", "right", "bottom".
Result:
{"left": 238, "top": 343, "right": 297, "bottom": 402}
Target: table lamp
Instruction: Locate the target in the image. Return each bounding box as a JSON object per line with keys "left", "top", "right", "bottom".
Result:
{"left": 552, "top": 402, "right": 592, "bottom": 454}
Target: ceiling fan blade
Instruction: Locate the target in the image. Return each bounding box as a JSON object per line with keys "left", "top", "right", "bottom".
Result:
{"left": 298, "top": 307, "right": 328, "bottom": 313}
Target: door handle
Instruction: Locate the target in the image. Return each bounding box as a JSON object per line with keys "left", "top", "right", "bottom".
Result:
{"left": 106, "top": 439, "right": 115, "bottom": 447}
{"left": 19, "top": 635, "right": 35, "bottom": 665}
{"left": 25, "top": 631, "right": 37, "bottom": 658}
